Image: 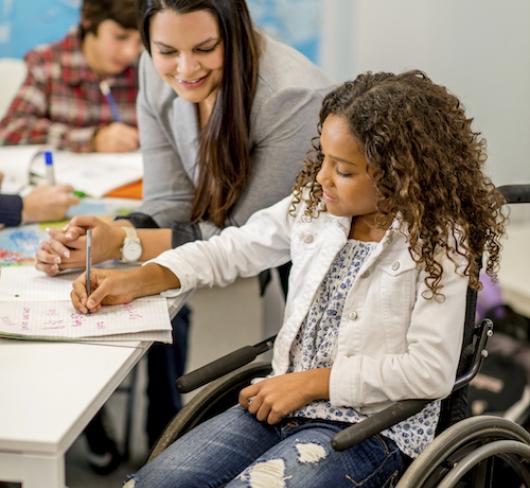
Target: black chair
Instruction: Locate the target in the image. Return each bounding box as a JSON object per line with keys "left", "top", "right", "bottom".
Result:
{"left": 148, "top": 185, "right": 530, "bottom": 487}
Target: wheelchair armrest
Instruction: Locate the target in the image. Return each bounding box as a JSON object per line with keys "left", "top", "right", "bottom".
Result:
{"left": 331, "top": 399, "right": 429, "bottom": 451}
{"left": 176, "top": 336, "right": 275, "bottom": 393}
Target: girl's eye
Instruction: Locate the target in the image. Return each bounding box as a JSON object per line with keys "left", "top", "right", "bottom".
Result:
{"left": 195, "top": 47, "right": 215, "bottom": 54}
{"left": 336, "top": 168, "right": 351, "bottom": 177}
{"left": 159, "top": 50, "right": 177, "bottom": 56}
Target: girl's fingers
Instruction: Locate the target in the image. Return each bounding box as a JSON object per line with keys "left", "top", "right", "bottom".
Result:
{"left": 255, "top": 401, "right": 271, "bottom": 422}
{"left": 71, "top": 274, "right": 88, "bottom": 313}
{"left": 239, "top": 383, "right": 259, "bottom": 408}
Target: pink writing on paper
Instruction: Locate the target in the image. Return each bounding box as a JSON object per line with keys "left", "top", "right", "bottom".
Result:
{"left": 21, "top": 306, "right": 30, "bottom": 330}
{"left": 123, "top": 302, "right": 143, "bottom": 320}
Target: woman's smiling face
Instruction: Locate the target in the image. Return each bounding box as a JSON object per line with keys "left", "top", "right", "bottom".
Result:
{"left": 149, "top": 9, "right": 224, "bottom": 108}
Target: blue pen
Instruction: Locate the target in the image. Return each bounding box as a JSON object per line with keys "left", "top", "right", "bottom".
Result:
{"left": 99, "top": 80, "right": 122, "bottom": 122}
{"left": 44, "top": 150, "right": 55, "bottom": 185}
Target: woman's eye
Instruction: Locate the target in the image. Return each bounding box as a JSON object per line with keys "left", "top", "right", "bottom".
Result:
{"left": 195, "top": 47, "right": 215, "bottom": 54}
{"left": 159, "top": 50, "right": 176, "bottom": 56}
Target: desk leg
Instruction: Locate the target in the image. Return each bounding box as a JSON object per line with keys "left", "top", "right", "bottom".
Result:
{"left": 0, "top": 451, "right": 65, "bottom": 488}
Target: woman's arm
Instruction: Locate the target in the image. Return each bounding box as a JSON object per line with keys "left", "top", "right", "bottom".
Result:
{"left": 133, "top": 52, "right": 196, "bottom": 227}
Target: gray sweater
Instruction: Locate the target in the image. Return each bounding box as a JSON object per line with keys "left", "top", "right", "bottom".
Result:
{"left": 133, "top": 33, "right": 331, "bottom": 246}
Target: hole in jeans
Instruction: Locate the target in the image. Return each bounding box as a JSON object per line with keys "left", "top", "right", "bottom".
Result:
{"left": 296, "top": 442, "right": 327, "bottom": 464}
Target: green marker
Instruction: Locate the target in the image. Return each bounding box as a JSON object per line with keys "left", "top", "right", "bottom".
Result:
{"left": 73, "top": 190, "right": 87, "bottom": 198}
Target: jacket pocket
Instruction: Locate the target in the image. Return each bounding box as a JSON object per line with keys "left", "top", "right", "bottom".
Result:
{"left": 378, "top": 258, "right": 418, "bottom": 352}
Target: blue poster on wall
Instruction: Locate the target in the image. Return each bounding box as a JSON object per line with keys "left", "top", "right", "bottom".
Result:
{"left": 0, "top": 0, "right": 80, "bottom": 59}
{"left": 0, "top": 0, "right": 321, "bottom": 63}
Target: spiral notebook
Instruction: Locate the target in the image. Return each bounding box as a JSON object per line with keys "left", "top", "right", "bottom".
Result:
{"left": 0, "top": 267, "right": 172, "bottom": 343}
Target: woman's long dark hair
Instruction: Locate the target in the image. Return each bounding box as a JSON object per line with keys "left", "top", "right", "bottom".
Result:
{"left": 138, "top": 0, "right": 261, "bottom": 227}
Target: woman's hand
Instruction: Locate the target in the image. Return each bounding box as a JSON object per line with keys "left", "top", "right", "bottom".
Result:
{"left": 71, "top": 263, "right": 181, "bottom": 314}
{"left": 239, "top": 369, "right": 331, "bottom": 425}
{"left": 35, "top": 216, "right": 125, "bottom": 276}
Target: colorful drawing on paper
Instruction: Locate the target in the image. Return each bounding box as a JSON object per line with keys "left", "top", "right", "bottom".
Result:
{"left": 0, "top": 224, "right": 45, "bottom": 266}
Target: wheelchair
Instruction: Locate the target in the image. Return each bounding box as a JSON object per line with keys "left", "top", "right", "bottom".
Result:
{"left": 148, "top": 185, "right": 530, "bottom": 487}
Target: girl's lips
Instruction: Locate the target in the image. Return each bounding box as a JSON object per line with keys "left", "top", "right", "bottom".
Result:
{"left": 322, "top": 190, "right": 337, "bottom": 203}
{"left": 176, "top": 73, "right": 209, "bottom": 89}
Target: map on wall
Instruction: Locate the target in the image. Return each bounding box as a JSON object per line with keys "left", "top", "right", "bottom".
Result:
{"left": 0, "top": 0, "right": 321, "bottom": 63}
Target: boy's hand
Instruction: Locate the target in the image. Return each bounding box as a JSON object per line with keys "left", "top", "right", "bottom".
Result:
{"left": 239, "top": 369, "right": 331, "bottom": 425}
{"left": 93, "top": 123, "right": 139, "bottom": 153}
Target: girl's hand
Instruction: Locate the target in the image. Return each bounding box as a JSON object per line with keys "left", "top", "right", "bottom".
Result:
{"left": 239, "top": 369, "right": 331, "bottom": 425}
{"left": 71, "top": 264, "right": 181, "bottom": 314}
{"left": 35, "top": 216, "right": 125, "bottom": 276}
{"left": 71, "top": 268, "right": 140, "bottom": 314}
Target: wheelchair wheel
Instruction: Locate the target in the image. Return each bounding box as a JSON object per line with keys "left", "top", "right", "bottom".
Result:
{"left": 397, "top": 415, "right": 530, "bottom": 487}
{"left": 148, "top": 362, "right": 272, "bottom": 462}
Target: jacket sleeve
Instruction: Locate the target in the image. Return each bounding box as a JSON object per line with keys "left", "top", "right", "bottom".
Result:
{"left": 330, "top": 254, "right": 468, "bottom": 408}
{"left": 0, "top": 53, "right": 97, "bottom": 152}
{"left": 0, "top": 194, "right": 23, "bottom": 226}
{"left": 145, "top": 196, "right": 294, "bottom": 292}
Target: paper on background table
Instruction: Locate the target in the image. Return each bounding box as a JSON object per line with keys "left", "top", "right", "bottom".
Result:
{"left": 0, "top": 267, "right": 172, "bottom": 342}
{"left": 32, "top": 151, "right": 143, "bottom": 198}
{"left": 0, "top": 145, "right": 41, "bottom": 193}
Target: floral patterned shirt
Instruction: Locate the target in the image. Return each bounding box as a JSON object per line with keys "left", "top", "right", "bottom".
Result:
{"left": 288, "top": 239, "right": 440, "bottom": 458}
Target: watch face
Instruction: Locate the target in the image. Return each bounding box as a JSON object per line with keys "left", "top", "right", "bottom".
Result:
{"left": 123, "top": 240, "right": 142, "bottom": 262}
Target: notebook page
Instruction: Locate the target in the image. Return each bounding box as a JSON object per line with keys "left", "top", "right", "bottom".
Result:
{"left": 0, "top": 298, "right": 171, "bottom": 339}
{"left": 0, "top": 267, "right": 172, "bottom": 340}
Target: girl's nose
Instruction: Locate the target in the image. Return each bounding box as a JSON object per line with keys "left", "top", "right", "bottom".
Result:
{"left": 316, "top": 158, "right": 334, "bottom": 188}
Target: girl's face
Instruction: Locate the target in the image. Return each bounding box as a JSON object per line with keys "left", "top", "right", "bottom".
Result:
{"left": 316, "top": 114, "right": 379, "bottom": 219}
{"left": 83, "top": 20, "right": 142, "bottom": 77}
{"left": 150, "top": 9, "right": 224, "bottom": 109}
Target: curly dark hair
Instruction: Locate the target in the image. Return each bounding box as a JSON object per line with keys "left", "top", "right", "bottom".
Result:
{"left": 291, "top": 70, "right": 506, "bottom": 297}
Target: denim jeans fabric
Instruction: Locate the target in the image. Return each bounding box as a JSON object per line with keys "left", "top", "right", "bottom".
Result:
{"left": 146, "top": 305, "right": 191, "bottom": 447}
{"left": 126, "top": 405, "right": 403, "bottom": 488}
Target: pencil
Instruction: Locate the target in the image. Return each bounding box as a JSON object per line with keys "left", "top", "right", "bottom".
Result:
{"left": 99, "top": 80, "right": 122, "bottom": 123}
{"left": 86, "top": 229, "right": 92, "bottom": 306}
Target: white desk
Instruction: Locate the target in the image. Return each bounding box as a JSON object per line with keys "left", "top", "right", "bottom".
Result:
{"left": 0, "top": 340, "right": 146, "bottom": 487}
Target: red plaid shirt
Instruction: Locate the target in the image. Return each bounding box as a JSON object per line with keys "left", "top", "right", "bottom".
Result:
{"left": 0, "top": 26, "right": 138, "bottom": 152}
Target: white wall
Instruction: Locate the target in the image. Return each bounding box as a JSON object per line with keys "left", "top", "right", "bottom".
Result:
{"left": 321, "top": 0, "right": 530, "bottom": 186}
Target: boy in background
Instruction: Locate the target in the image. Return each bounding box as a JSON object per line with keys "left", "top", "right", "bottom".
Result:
{"left": 0, "top": 0, "right": 141, "bottom": 153}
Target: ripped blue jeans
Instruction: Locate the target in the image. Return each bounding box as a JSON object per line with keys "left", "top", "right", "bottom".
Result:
{"left": 125, "top": 405, "right": 403, "bottom": 488}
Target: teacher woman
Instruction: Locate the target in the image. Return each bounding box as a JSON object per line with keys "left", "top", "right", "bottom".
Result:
{"left": 35, "top": 0, "right": 330, "bottom": 446}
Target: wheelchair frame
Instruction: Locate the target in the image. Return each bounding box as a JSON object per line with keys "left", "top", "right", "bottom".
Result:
{"left": 149, "top": 184, "right": 530, "bottom": 487}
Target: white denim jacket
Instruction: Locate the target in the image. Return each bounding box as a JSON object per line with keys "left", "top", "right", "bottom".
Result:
{"left": 149, "top": 195, "right": 467, "bottom": 415}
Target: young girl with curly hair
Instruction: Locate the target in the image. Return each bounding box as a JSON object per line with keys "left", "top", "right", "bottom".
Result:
{"left": 71, "top": 70, "right": 506, "bottom": 487}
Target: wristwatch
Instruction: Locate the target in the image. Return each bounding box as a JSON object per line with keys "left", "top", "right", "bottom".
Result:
{"left": 120, "top": 226, "right": 142, "bottom": 263}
